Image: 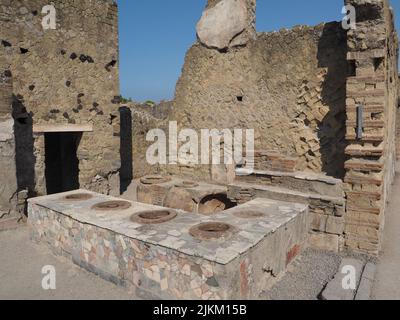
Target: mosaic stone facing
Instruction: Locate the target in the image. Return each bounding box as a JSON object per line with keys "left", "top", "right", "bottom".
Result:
{"left": 28, "top": 190, "right": 309, "bottom": 299}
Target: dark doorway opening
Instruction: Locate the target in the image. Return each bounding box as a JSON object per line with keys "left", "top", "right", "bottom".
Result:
{"left": 44, "top": 132, "right": 81, "bottom": 195}
{"left": 119, "top": 106, "right": 133, "bottom": 194}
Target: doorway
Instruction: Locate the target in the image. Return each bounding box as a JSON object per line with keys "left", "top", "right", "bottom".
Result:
{"left": 44, "top": 132, "right": 81, "bottom": 195}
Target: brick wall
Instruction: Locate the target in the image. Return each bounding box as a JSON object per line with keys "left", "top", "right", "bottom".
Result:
{"left": 343, "top": 0, "right": 399, "bottom": 255}
{"left": 248, "top": 150, "right": 298, "bottom": 173}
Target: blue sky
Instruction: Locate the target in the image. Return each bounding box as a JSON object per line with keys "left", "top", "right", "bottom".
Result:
{"left": 118, "top": 0, "right": 400, "bottom": 102}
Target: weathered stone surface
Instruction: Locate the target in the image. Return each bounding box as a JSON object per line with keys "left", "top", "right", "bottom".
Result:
{"left": 235, "top": 169, "right": 344, "bottom": 198}
{"left": 164, "top": 187, "right": 196, "bottom": 212}
{"left": 326, "top": 216, "right": 345, "bottom": 235}
{"left": 0, "top": 66, "right": 12, "bottom": 118}
{"left": 0, "top": 119, "right": 18, "bottom": 217}
{"left": 211, "top": 163, "right": 236, "bottom": 184}
{"left": 309, "top": 233, "right": 339, "bottom": 252}
{"left": 196, "top": 0, "right": 250, "bottom": 50}
{"left": 321, "top": 258, "right": 364, "bottom": 300}
{"left": 171, "top": 22, "right": 348, "bottom": 181}
{"left": 355, "top": 263, "right": 376, "bottom": 300}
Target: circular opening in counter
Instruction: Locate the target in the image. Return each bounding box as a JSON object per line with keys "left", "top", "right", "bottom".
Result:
{"left": 131, "top": 210, "right": 177, "bottom": 224}
{"left": 63, "top": 193, "right": 93, "bottom": 201}
{"left": 198, "top": 194, "right": 237, "bottom": 215}
{"left": 140, "top": 175, "right": 172, "bottom": 185}
{"left": 91, "top": 200, "right": 132, "bottom": 211}
{"left": 189, "top": 222, "right": 235, "bottom": 241}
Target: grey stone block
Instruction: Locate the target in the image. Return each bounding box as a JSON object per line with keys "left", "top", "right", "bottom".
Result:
{"left": 355, "top": 263, "right": 376, "bottom": 300}
{"left": 321, "top": 258, "right": 364, "bottom": 300}
{"left": 0, "top": 119, "right": 18, "bottom": 216}
{"left": 72, "top": 255, "right": 127, "bottom": 288}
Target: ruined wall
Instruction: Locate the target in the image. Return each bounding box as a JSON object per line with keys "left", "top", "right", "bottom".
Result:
{"left": 0, "top": 0, "right": 120, "bottom": 196}
{"left": 0, "top": 62, "right": 18, "bottom": 219}
{"left": 130, "top": 102, "right": 172, "bottom": 179}
{"left": 129, "top": 0, "right": 398, "bottom": 257}
{"left": 170, "top": 19, "right": 347, "bottom": 181}
{"left": 344, "top": 0, "right": 399, "bottom": 255}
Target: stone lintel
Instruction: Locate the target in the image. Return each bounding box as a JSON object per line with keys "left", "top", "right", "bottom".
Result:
{"left": 33, "top": 124, "right": 94, "bottom": 133}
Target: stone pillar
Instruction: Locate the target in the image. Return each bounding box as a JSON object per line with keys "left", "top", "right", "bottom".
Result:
{"left": 0, "top": 63, "right": 18, "bottom": 221}
{"left": 344, "top": 0, "right": 398, "bottom": 255}
{"left": 197, "top": 0, "right": 256, "bottom": 51}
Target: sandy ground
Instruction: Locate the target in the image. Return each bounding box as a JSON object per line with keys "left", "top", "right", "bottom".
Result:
{"left": 0, "top": 225, "right": 341, "bottom": 300}
{"left": 372, "top": 165, "right": 400, "bottom": 300}
{"left": 0, "top": 227, "right": 134, "bottom": 300}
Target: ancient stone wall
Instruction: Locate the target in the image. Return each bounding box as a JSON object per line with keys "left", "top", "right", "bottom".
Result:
{"left": 127, "top": 0, "right": 399, "bottom": 256}
{"left": 0, "top": 0, "right": 120, "bottom": 196}
{"left": 0, "top": 61, "right": 18, "bottom": 220}
{"left": 170, "top": 19, "right": 347, "bottom": 181}
{"left": 344, "top": 0, "right": 399, "bottom": 255}
{"left": 0, "top": 60, "right": 12, "bottom": 118}
{"left": 127, "top": 102, "right": 172, "bottom": 180}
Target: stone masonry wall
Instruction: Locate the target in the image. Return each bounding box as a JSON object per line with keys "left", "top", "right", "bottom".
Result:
{"left": 0, "top": 60, "right": 18, "bottom": 218}
{"left": 128, "top": 102, "right": 172, "bottom": 179}
{"left": 170, "top": 15, "right": 348, "bottom": 181}
{"left": 0, "top": 0, "right": 120, "bottom": 196}
{"left": 344, "top": 0, "right": 399, "bottom": 255}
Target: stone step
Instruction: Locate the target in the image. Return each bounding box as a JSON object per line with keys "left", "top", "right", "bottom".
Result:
{"left": 355, "top": 263, "right": 376, "bottom": 300}
{"left": 228, "top": 182, "right": 345, "bottom": 211}
{"left": 235, "top": 168, "right": 344, "bottom": 198}
{"left": 320, "top": 258, "right": 376, "bottom": 300}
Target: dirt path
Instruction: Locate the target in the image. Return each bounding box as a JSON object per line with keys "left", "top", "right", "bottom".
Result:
{"left": 0, "top": 227, "right": 134, "bottom": 300}
{"left": 372, "top": 165, "right": 400, "bottom": 300}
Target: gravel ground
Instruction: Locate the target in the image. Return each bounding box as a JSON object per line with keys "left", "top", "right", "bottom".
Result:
{"left": 0, "top": 226, "right": 135, "bottom": 300}
{"left": 1, "top": 226, "right": 344, "bottom": 300}
{"left": 262, "top": 248, "right": 342, "bottom": 300}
